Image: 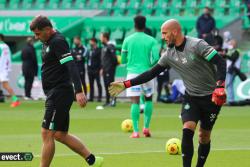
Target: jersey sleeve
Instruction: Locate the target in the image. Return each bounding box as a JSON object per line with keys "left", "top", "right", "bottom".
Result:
{"left": 51, "top": 39, "right": 73, "bottom": 64}
{"left": 196, "top": 39, "right": 217, "bottom": 61}
{"left": 121, "top": 39, "right": 128, "bottom": 64}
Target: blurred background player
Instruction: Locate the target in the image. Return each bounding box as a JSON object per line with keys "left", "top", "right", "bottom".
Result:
{"left": 0, "top": 33, "right": 20, "bottom": 107}
{"left": 121, "top": 15, "right": 159, "bottom": 138}
{"left": 30, "top": 15, "right": 103, "bottom": 167}
{"left": 140, "top": 23, "right": 154, "bottom": 114}
{"left": 100, "top": 32, "right": 117, "bottom": 107}
{"left": 109, "top": 19, "right": 226, "bottom": 167}
{"left": 87, "top": 38, "right": 102, "bottom": 102}
{"left": 165, "top": 79, "right": 185, "bottom": 103}
{"left": 21, "top": 37, "right": 38, "bottom": 100}
{"left": 71, "top": 36, "right": 88, "bottom": 96}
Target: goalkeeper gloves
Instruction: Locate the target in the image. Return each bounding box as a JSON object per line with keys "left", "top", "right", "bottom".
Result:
{"left": 212, "top": 80, "right": 227, "bottom": 106}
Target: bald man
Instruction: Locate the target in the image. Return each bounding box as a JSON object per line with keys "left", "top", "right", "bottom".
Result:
{"left": 109, "top": 19, "right": 227, "bottom": 167}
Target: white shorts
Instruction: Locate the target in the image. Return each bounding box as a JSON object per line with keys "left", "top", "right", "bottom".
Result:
{"left": 0, "top": 71, "right": 9, "bottom": 82}
{"left": 126, "top": 74, "right": 154, "bottom": 97}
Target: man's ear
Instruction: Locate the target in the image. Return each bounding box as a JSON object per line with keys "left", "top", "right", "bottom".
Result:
{"left": 172, "top": 29, "right": 178, "bottom": 37}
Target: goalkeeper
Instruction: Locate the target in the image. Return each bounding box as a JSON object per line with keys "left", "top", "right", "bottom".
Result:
{"left": 109, "top": 19, "right": 226, "bottom": 167}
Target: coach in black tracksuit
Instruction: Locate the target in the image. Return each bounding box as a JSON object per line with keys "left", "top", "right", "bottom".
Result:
{"left": 29, "top": 15, "right": 105, "bottom": 167}
{"left": 21, "top": 37, "right": 38, "bottom": 98}
{"left": 100, "top": 32, "right": 118, "bottom": 106}
{"left": 87, "top": 38, "right": 102, "bottom": 102}
{"left": 71, "top": 36, "right": 88, "bottom": 95}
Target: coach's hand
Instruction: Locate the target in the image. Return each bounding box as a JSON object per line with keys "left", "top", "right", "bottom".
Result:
{"left": 109, "top": 81, "right": 126, "bottom": 97}
{"left": 212, "top": 81, "right": 227, "bottom": 106}
{"left": 76, "top": 92, "right": 87, "bottom": 108}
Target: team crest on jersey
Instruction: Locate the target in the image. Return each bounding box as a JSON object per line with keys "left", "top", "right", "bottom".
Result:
{"left": 181, "top": 57, "right": 187, "bottom": 64}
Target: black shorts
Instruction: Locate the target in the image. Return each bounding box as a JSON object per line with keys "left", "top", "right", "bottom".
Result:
{"left": 181, "top": 93, "right": 221, "bottom": 131}
{"left": 42, "top": 88, "right": 74, "bottom": 132}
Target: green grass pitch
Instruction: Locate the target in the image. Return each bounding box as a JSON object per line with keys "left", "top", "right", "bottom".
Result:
{"left": 0, "top": 100, "right": 250, "bottom": 167}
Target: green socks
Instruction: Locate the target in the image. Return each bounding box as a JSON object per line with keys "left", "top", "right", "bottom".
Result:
{"left": 131, "top": 101, "right": 153, "bottom": 132}
{"left": 144, "top": 101, "right": 153, "bottom": 129}
{"left": 131, "top": 103, "right": 140, "bottom": 132}
{"left": 11, "top": 95, "right": 18, "bottom": 102}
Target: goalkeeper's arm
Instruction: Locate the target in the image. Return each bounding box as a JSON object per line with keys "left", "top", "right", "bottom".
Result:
{"left": 209, "top": 53, "right": 226, "bottom": 86}
{"left": 123, "top": 64, "right": 167, "bottom": 88}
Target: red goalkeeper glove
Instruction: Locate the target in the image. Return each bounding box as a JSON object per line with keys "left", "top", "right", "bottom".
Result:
{"left": 212, "top": 81, "right": 227, "bottom": 106}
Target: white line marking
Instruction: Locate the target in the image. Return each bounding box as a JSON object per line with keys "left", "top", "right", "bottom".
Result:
{"left": 34, "top": 147, "right": 250, "bottom": 157}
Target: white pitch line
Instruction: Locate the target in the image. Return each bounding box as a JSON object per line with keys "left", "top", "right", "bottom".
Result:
{"left": 34, "top": 147, "right": 250, "bottom": 158}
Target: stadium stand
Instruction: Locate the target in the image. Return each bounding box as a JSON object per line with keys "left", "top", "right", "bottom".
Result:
{"left": 0, "top": 0, "right": 247, "bottom": 63}
{"left": 1, "top": 0, "right": 249, "bottom": 97}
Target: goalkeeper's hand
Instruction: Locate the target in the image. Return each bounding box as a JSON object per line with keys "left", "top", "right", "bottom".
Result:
{"left": 109, "top": 81, "right": 126, "bottom": 97}
{"left": 212, "top": 81, "right": 227, "bottom": 106}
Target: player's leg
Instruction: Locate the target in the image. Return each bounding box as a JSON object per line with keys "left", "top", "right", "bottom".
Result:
{"left": 53, "top": 131, "right": 104, "bottom": 166}
{"left": 143, "top": 95, "right": 153, "bottom": 137}
{"left": 130, "top": 96, "right": 140, "bottom": 138}
{"left": 88, "top": 72, "right": 94, "bottom": 101}
{"left": 1, "top": 81, "right": 20, "bottom": 107}
{"left": 103, "top": 71, "right": 110, "bottom": 105}
{"left": 126, "top": 74, "right": 141, "bottom": 138}
{"left": 47, "top": 88, "right": 103, "bottom": 166}
{"left": 181, "top": 94, "right": 199, "bottom": 167}
{"left": 2, "top": 81, "right": 15, "bottom": 97}
{"left": 24, "top": 75, "right": 34, "bottom": 98}
{"left": 196, "top": 128, "right": 211, "bottom": 167}
{"left": 109, "top": 70, "right": 116, "bottom": 106}
{"left": 80, "top": 71, "right": 87, "bottom": 96}
{"left": 182, "top": 121, "right": 196, "bottom": 167}
{"left": 55, "top": 87, "right": 103, "bottom": 166}
{"left": 40, "top": 92, "right": 57, "bottom": 167}
{"left": 40, "top": 128, "right": 56, "bottom": 167}
{"left": 139, "top": 94, "right": 145, "bottom": 113}
{"left": 142, "top": 79, "right": 154, "bottom": 137}
{"left": 196, "top": 95, "right": 221, "bottom": 167}
{"left": 95, "top": 71, "right": 102, "bottom": 102}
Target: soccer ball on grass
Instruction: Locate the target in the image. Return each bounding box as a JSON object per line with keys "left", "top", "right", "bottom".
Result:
{"left": 166, "top": 138, "right": 181, "bottom": 155}
{"left": 121, "top": 119, "right": 133, "bottom": 132}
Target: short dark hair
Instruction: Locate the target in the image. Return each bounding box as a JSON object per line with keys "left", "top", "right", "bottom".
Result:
{"left": 74, "top": 36, "right": 81, "bottom": 40}
{"left": 204, "top": 6, "right": 211, "bottom": 11}
{"left": 102, "top": 32, "right": 110, "bottom": 41}
{"left": 90, "top": 37, "right": 97, "bottom": 43}
{"left": 30, "top": 15, "right": 53, "bottom": 31}
{"left": 0, "top": 34, "right": 4, "bottom": 41}
{"left": 134, "top": 15, "right": 146, "bottom": 30}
